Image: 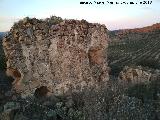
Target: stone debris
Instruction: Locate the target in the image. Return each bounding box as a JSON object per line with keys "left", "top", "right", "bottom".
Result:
{"left": 118, "top": 66, "right": 152, "bottom": 84}
{"left": 2, "top": 16, "right": 110, "bottom": 97}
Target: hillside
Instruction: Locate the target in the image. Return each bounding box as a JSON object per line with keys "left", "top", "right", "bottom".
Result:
{"left": 0, "top": 32, "right": 6, "bottom": 39}
{"left": 108, "top": 23, "right": 160, "bottom": 75}
{"left": 109, "top": 23, "right": 160, "bottom": 41}
{"left": 0, "top": 32, "right": 6, "bottom": 69}
{"left": 0, "top": 18, "right": 160, "bottom": 120}
{"left": 0, "top": 32, "right": 9, "bottom": 91}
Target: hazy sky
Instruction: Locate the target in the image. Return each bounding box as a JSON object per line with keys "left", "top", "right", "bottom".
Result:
{"left": 0, "top": 0, "right": 160, "bottom": 31}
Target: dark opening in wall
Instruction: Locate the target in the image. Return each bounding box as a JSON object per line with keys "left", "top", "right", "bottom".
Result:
{"left": 5, "top": 67, "right": 22, "bottom": 88}
{"left": 34, "top": 86, "right": 49, "bottom": 98}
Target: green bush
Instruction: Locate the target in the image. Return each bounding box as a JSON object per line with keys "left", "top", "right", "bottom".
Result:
{"left": 126, "top": 83, "right": 153, "bottom": 103}
{"left": 0, "top": 56, "right": 6, "bottom": 70}
{"left": 126, "top": 78, "right": 160, "bottom": 102}
{"left": 49, "top": 16, "right": 63, "bottom": 25}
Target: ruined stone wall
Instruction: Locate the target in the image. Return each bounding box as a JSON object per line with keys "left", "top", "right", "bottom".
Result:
{"left": 3, "top": 17, "right": 109, "bottom": 97}
{"left": 118, "top": 66, "right": 152, "bottom": 84}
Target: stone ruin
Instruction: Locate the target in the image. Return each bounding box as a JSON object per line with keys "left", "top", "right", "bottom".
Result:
{"left": 118, "top": 66, "right": 152, "bottom": 84}
{"left": 2, "top": 17, "right": 110, "bottom": 97}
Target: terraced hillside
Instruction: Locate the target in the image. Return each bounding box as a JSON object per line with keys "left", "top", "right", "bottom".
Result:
{"left": 108, "top": 23, "right": 160, "bottom": 76}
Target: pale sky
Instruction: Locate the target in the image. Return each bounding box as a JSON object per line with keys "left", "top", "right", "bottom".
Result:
{"left": 0, "top": 0, "right": 160, "bottom": 31}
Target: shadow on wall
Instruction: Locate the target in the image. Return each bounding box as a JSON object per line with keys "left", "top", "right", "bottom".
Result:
{"left": 34, "top": 86, "right": 50, "bottom": 98}
{"left": 0, "top": 70, "right": 14, "bottom": 92}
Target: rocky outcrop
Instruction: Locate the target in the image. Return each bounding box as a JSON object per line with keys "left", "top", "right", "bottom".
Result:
{"left": 118, "top": 66, "right": 152, "bottom": 84}
{"left": 2, "top": 17, "right": 109, "bottom": 97}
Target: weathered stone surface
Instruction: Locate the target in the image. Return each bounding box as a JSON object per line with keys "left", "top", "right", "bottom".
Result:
{"left": 3, "top": 17, "right": 109, "bottom": 97}
{"left": 118, "top": 66, "right": 152, "bottom": 83}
